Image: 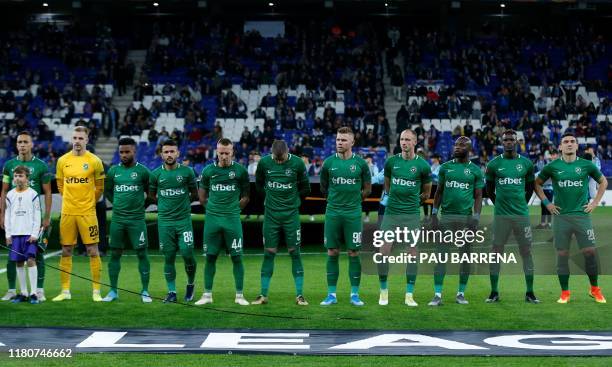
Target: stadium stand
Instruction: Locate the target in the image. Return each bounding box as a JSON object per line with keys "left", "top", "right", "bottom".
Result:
{"left": 1, "top": 20, "right": 610, "bottom": 177}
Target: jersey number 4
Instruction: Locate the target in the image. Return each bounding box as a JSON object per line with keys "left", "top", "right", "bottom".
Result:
{"left": 231, "top": 238, "right": 243, "bottom": 251}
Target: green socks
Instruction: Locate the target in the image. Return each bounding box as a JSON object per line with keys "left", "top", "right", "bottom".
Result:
{"left": 231, "top": 255, "right": 244, "bottom": 292}
{"left": 557, "top": 253, "right": 570, "bottom": 291}
{"left": 137, "top": 248, "right": 150, "bottom": 292}
{"left": 260, "top": 251, "right": 276, "bottom": 296}
{"left": 163, "top": 250, "right": 177, "bottom": 292}
{"left": 326, "top": 255, "right": 339, "bottom": 293}
{"left": 348, "top": 255, "right": 361, "bottom": 289}
{"left": 290, "top": 250, "right": 304, "bottom": 296}
{"left": 180, "top": 249, "right": 197, "bottom": 285}
{"left": 204, "top": 254, "right": 217, "bottom": 292}
{"left": 108, "top": 250, "right": 122, "bottom": 292}
{"left": 36, "top": 253, "right": 45, "bottom": 288}
{"left": 7, "top": 260, "right": 16, "bottom": 289}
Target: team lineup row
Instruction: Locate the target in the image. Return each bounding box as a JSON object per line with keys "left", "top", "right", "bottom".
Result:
{"left": 1, "top": 126, "right": 608, "bottom": 307}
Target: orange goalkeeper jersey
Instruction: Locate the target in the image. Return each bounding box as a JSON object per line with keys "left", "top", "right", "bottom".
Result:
{"left": 56, "top": 151, "right": 105, "bottom": 215}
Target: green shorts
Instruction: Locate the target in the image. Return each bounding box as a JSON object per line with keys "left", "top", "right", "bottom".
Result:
{"left": 440, "top": 214, "right": 469, "bottom": 232}
{"left": 324, "top": 212, "right": 362, "bottom": 250}
{"left": 204, "top": 215, "right": 243, "bottom": 256}
{"left": 380, "top": 214, "right": 421, "bottom": 233}
{"left": 492, "top": 216, "right": 532, "bottom": 248}
{"left": 379, "top": 214, "right": 421, "bottom": 248}
{"left": 553, "top": 215, "right": 596, "bottom": 250}
{"left": 110, "top": 220, "right": 148, "bottom": 250}
{"left": 436, "top": 214, "right": 473, "bottom": 254}
{"left": 158, "top": 219, "right": 194, "bottom": 253}
{"left": 262, "top": 208, "right": 300, "bottom": 249}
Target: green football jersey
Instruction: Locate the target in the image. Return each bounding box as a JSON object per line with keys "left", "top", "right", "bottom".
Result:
{"left": 438, "top": 159, "right": 484, "bottom": 215}
{"left": 2, "top": 156, "right": 51, "bottom": 194}
{"left": 537, "top": 157, "right": 602, "bottom": 216}
{"left": 200, "top": 161, "right": 250, "bottom": 216}
{"left": 485, "top": 154, "right": 534, "bottom": 216}
{"left": 105, "top": 162, "right": 151, "bottom": 221}
{"left": 384, "top": 154, "right": 432, "bottom": 215}
{"left": 255, "top": 154, "right": 310, "bottom": 211}
{"left": 149, "top": 164, "right": 197, "bottom": 223}
{"left": 320, "top": 153, "right": 371, "bottom": 216}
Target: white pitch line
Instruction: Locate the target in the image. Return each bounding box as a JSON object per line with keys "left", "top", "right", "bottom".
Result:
{"left": 0, "top": 250, "right": 62, "bottom": 274}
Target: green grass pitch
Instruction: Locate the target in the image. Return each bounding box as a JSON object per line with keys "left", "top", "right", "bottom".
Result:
{"left": 1, "top": 206, "right": 612, "bottom": 366}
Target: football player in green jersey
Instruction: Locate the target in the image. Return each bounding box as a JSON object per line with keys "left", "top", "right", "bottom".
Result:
{"left": 252, "top": 140, "right": 311, "bottom": 306}
{"left": 195, "top": 138, "right": 250, "bottom": 306}
{"left": 0, "top": 131, "right": 52, "bottom": 302}
{"left": 378, "top": 129, "right": 432, "bottom": 307}
{"left": 535, "top": 132, "right": 608, "bottom": 304}
{"left": 320, "top": 127, "right": 371, "bottom": 307}
{"left": 485, "top": 130, "right": 538, "bottom": 304}
{"left": 149, "top": 140, "right": 199, "bottom": 303}
{"left": 102, "top": 138, "right": 152, "bottom": 303}
{"left": 429, "top": 136, "right": 484, "bottom": 306}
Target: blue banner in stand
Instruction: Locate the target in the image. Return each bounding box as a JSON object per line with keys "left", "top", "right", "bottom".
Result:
{"left": 2, "top": 327, "right": 612, "bottom": 356}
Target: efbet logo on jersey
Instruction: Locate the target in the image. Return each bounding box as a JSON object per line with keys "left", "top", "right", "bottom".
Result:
{"left": 268, "top": 181, "right": 293, "bottom": 189}
{"left": 115, "top": 184, "right": 140, "bottom": 192}
{"left": 558, "top": 180, "right": 583, "bottom": 188}
{"left": 212, "top": 184, "right": 236, "bottom": 192}
{"left": 160, "top": 188, "right": 186, "bottom": 196}
{"left": 446, "top": 180, "right": 470, "bottom": 189}
{"left": 65, "top": 177, "right": 89, "bottom": 184}
{"left": 392, "top": 177, "right": 417, "bottom": 187}
{"left": 332, "top": 177, "right": 357, "bottom": 185}
{"left": 498, "top": 177, "right": 522, "bottom": 185}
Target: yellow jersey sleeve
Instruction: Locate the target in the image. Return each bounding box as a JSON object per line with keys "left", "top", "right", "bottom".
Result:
{"left": 94, "top": 155, "right": 105, "bottom": 180}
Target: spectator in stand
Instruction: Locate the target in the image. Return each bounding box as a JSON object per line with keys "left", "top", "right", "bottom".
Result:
{"left": 247, "top": 152, "right": 261, "bottom": 177}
